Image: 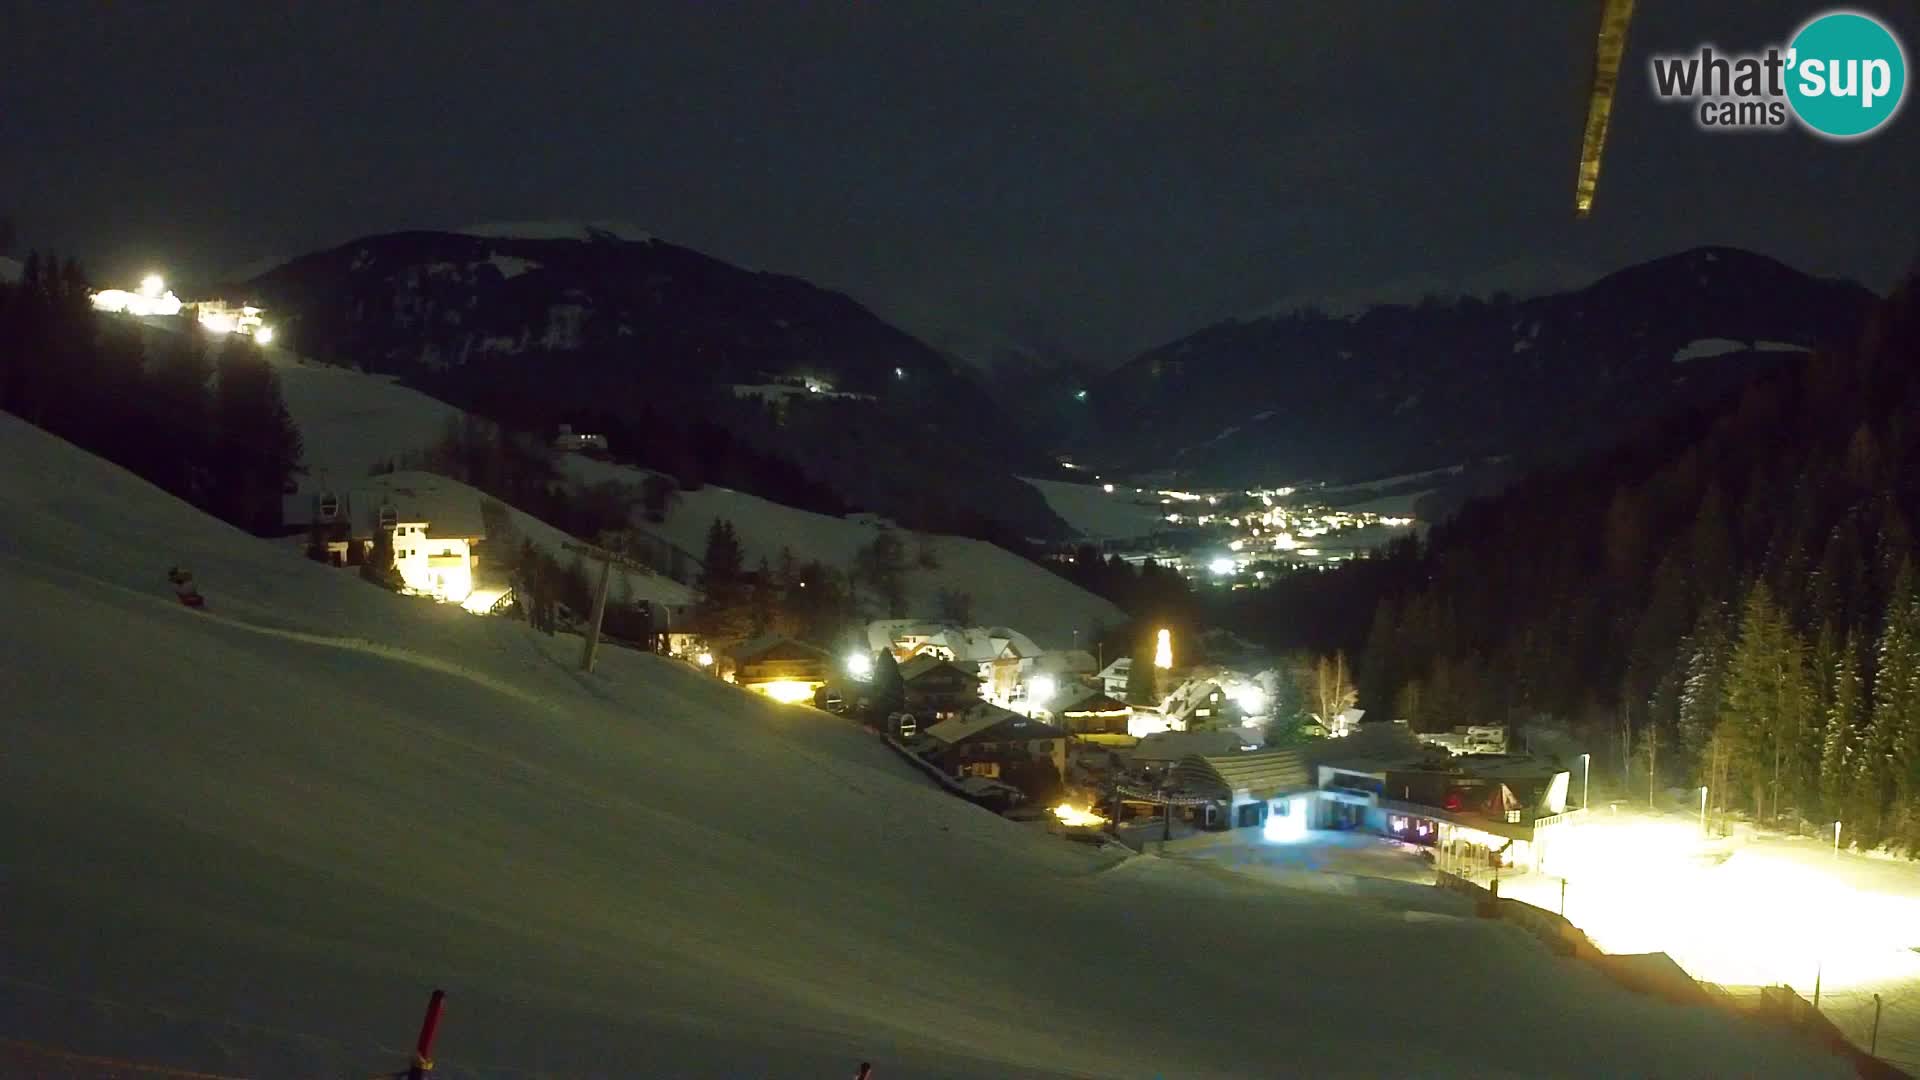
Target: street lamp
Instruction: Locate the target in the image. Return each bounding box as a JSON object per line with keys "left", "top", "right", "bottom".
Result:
{"left": 1579, "top": 753, "right": 1590, "bottom": 811}
{"left": 846, "top": 651, "right": 873, "bottom": 681}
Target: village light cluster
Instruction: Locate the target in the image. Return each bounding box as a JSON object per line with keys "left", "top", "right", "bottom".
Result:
{"left": 90, "top": 273, "right": 183, "bottom": 318}
{"left": 89, "top": 273, "right": 277, "bottom": 343}
{"left": 1113, "top": 479, "right": 1419, "bottom": 586}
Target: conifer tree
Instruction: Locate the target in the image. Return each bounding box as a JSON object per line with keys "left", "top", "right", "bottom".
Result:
{"left": 211, "top": 337, "right": 303, "bottom": 532}
{"left": 1820, "top": 629, "right": 1861, "bottom": 820}
{"left": 1859, "top": 561, "right": 1919, "bottom": 844}
{"left": 697, "top": 518, "right": 752, "bottom": 647}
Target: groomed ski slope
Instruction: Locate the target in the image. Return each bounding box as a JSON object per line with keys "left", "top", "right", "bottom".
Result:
{"left": 1018, "top": 477, "right": 1168, "bottom": 543}
{"left": 0, "top": 415, "right": 1848, "bottom": 1078}
{"left": 270, "top": 353, "right": 1122, "bottom": 647}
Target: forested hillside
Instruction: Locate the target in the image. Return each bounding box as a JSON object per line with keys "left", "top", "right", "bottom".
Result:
{"left": 0, "top": 255, "right": 303, "bottom": 535}
{"left": 1349, "top": 271, "right": 1920, "bottom": 852}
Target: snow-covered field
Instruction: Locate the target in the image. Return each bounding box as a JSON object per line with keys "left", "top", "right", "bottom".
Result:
{"left": 1019, "top": 477, "right": 1166, "bottom": 543}
{"left": 269, "top": 351, "right": 1122, "bottom": 647}
{"left": 0, "top": 414, "right": 1855, "bottom": 1077}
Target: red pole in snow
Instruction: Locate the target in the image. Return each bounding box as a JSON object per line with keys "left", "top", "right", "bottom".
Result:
{"left": 408, "top": 989, "right": 445, "bottom": 1079}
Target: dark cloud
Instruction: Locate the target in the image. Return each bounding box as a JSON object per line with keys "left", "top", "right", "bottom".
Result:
{"left": 3, "top": 1, "right": 1914, "bottom": 365}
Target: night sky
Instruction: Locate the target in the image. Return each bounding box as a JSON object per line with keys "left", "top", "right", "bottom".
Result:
{"left": 5, "top": 1, "right": 1916, "bottom": 365}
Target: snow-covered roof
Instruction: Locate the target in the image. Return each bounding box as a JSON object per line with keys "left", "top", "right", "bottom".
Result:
{"left": 1058, "top": 687, "right": 1129, "bottom": 715}
{"left": 1098, "top": 656, "right": 1132, "bottom": 679}
{"left": 363, "top": 472, "right": 487, "bottom": 537}
{"left": 866, "top": 619, "right": 944, "bottom": 652}
{"left": 1174, "top": 748, "right": 1314, "bottom": 800}
{"left": 0, "top": 256, "right": 22, "bottom": 284}
{"left": 898, "top": 654, "right": 978, "bottom": 684}
{"left": 1130, "top": 730, "right": 1250, "bottom": 763}
{"left": 1159, "top": 677, "right": 1229, "bottom": 721}
{"left": 868, "top": 621, "right": 1041, "bottom": 664}
{"left": 1031, "top": 649, "right": 1097, "bottom": 676}
{"left": 922, "top": 702, "right": 1065, "bottom": 746}
{"left": 283, "top": 472, "right": 487, "bottom": 540}
{"left": 729, "top": 634, "right": 830, "bottom": 665}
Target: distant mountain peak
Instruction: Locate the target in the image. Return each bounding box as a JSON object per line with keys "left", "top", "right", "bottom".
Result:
{"left": 1088, "top": 245, "right": 1876, "bottom": 486}
{"left": 454, "top": 220, "right": 655, "bottom": 243}
{"left": 1249, "top": 257, "right": 1602, "bottom": 322}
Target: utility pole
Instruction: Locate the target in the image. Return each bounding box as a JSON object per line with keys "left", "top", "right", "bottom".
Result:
{"left": 562, "top": 540, "right": 650, "bottom": 674}
{"left": 1648, "top": 720, "right": 1656, "bottom": 809}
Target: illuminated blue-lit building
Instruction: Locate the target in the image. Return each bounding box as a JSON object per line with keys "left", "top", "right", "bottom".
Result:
{"left": 1158, "top": 723, "right": 1577, "bottom": 870}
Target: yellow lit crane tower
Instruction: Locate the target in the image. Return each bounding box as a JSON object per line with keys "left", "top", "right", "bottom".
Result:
{"left": 1575, "top": 0, "right": 1638, "bottom": 218}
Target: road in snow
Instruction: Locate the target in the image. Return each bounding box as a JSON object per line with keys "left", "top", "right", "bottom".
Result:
{"left": 0, "top": 414, "right": 1853, "bottom": 1078}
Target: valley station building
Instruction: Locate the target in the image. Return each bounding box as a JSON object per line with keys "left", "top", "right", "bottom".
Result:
{"left": 1132, "top": 723, "right": 1580, "bottom": 870}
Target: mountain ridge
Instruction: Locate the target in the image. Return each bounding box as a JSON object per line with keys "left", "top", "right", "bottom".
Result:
{"left": 1080, "top": 245, "right": 1878, "bottom": 487}
{"left": 242, "top": 228, "right": 1073, "bottom": 540}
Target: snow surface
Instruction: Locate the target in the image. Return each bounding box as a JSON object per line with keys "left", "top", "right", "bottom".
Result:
{"left": 0, "top": 255, "right": 22, "bottom": 283}
{"left": 484, "top": 253, "right": 540, "bottom": 279}
{"left": 1020, "top": 477, "right": 1167, "bottom": 543}
{"left": 0, "top": 414, "right": 1852, "bottom": 1078}
{"left": 1671, "top": 338, "right": 1750, "bottom": 363}
{"left": 264, "top": 350, "right": 1121, "bottom": 648}
{"left": 621, "top": 468, "right": 1123, "bottom": 650}
{"left": 1317, "top": 463, "right": 1466, "bottom": 495}
{"left": 455, "top": 220, "right": 653, "bottom": 243}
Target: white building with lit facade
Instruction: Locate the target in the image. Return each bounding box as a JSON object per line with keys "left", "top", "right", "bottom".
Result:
{"left": 282, "top": 473, "right": 486, "bottom": 605}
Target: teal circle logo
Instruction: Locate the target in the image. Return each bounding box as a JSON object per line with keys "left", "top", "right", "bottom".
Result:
{"left": 1786, "top": 11, "right": 1907, "bottom": 138}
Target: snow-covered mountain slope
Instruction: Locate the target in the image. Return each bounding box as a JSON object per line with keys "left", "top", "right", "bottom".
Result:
{"left": 0, "top": 414, "right": 1849, "bottom": 1078}
{"left": 270, "top": 351, "right": 1120, "bottom": 645}
{"left": 1020, "top": 477, "right": 1168, "bottom": 543}
{"left": 633, "top": 472, "right": 1123, "bottom": 648}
